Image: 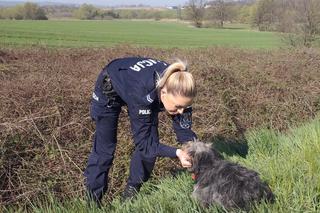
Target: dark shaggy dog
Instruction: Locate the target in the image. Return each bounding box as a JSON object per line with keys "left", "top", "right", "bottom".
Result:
{"left": 182, "top": 141, "right": 275, "bottom": 211}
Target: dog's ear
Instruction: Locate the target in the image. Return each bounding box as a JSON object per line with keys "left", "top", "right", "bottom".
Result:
{"left": 182, "top": 141, "right": 195, "bottom": 157}
{"left": 192, "top": 150, "right": 214, "bottom": 173}
{"left": 190, "top": 153, "right": 200, "bottom": 173}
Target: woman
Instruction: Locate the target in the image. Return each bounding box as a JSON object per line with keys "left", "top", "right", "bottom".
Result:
{"left": 84, "top": 57, "right": 197, "bottom": 205}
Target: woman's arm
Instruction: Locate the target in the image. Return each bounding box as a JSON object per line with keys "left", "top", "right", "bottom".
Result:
{"left": 171, "top": 107, "right": 197, "bottom": 143}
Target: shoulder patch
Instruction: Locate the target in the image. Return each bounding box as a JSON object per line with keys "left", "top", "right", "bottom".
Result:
{"left": 146, "top": 94, "right": 154, "bottom": 103}
{"left": 179, "top": 111, "right": 192, "bottom": 129}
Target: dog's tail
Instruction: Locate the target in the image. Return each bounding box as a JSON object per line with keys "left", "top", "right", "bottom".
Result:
{"left": 262, "top": 182, "right": 276, "bottom": 204}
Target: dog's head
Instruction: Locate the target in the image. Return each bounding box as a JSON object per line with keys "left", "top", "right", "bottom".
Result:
{"left": 182, "top": 141, "right": 223, "bottom": 174}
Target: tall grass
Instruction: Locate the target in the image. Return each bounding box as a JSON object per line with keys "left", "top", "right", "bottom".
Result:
{"left": 4, "top": 117, "right": 319, "bottom": 212}
{"left": 242, "top": 118, "right": 320, "bottom": 212}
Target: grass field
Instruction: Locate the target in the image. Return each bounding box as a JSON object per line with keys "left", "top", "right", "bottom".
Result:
{"left": 0, "top": 20, "right": 284, "bottom": 49}
{"left": 4, "top": 117, "right": 319, "bottom": 212}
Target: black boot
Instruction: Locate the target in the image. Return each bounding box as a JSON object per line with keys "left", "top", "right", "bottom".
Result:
{"left": 120, "top": 185, "right": 141, "bottom": 202}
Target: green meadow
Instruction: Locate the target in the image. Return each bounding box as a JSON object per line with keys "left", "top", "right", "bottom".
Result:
{"left": 4, "top": 117, "right": 320, "bottom": 213}
{"left": 0, "top": 20, "right": 283, "bottom": 49}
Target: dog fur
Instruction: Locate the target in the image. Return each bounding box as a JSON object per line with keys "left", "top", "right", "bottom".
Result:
{"left": 182, "top": 141, "right": 275, "bottom": 211}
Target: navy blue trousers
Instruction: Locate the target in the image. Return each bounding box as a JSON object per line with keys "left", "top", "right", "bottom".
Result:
{"left": 84, "top": 100, "right": 156, "bottom": 201}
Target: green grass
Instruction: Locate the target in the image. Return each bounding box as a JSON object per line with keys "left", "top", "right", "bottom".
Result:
{"left": 0, "top": 20, "right": 284, "bottom": 49}
{"left": 3, "top": 117, "right": 319, "bottom": 212}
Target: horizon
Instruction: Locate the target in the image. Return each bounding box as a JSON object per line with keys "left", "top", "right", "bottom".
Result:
{"left": 0, "top": 0, "right": 189, "bottom": 7}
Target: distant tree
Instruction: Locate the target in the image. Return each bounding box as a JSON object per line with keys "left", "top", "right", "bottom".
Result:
{"left": 252, "top": 0, "right": 320, "bottom": 47}
{"left": 274, "top": 0, "right": 298, "bottom": 33}
{"left": 23, "top": 2, "right": 48, "bottom": 20}
{"left": 130, "top": 10, "right": 139, "bottom": 19}
{"left": 73, "top": 4, "right": 98, "bottom": 20}
{"left": 23, "top": 2, "right": 38, "bottom": 19}
{"left": 206, "top": 0, "right": 237, "bottom": 28}
{"left": 15, "top": 6, "right": 25, "bottom": 20}
{"left": 6, "top": 5, "right": 24, "bottom": 20}
{"left": 0, "top": 8, "right": 4, "bottom": 19}
{"left": 35, "top": 7, "right": 48, "bottom": 20}
{"left": 98, "top": 9, "right": 119, "bottom": 20}
{"left": 154, "top": 11, "right": 161, "bottom": 21}
{"left": 187, "top": 0, "right": 207, "bottom": 27}
{"left": 0, "top": 3, "right": 47, "bottom": 20}
{"left": 42, "top": 5, "right": 78, "bottom": 19}
{"left": 237, "top": 4, "right": 255, "bottom": 24}
{"left": 210, "top": 0, "right": 226, "bottom": 27}
{"left": 176, "top": 7, "right": 182, "bottom": 20}
{"left": 281, "top": 0, "right": 320, "bottom": 47}
{"left": 296, "top": 0, "right": 320, "bottom": 46}
{"left": 252, "top": 0, "right": 277, "bottom": 31}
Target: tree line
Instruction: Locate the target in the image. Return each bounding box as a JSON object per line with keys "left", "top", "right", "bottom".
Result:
{"left": 72, "top": 4, "right": 179, "bottom": 20}
{"left": 188, "top": 0, "right": 320, "bottom": 47}
{"left": 0, "top": 1, "right": 253, "bottom": 22}
{"left": 0, "top": 2, "right": 47, "bottom": 20}
{"left": 253, "top": 0, "right": 320, "bottom": 47}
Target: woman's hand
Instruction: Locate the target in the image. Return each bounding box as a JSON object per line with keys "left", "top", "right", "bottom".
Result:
{"left": 176, "top": 149, "right": 192, "bottom": 168}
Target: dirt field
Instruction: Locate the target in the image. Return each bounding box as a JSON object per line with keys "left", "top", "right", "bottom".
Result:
{"left": 1, "top": 46, "right": 319, "bottom": 207}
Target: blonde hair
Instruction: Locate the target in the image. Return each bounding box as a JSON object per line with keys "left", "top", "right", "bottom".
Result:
{"left": 156, "top": 60, "right": 196, "bottom": 98}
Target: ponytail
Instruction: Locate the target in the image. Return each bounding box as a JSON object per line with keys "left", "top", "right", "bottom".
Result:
{"left": 157, "top": 60, "right": 196, "bottom": 98}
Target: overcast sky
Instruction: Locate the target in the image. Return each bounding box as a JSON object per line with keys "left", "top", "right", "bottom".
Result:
{"left": 16, "top": 0, "right": 189, "bottom": 7}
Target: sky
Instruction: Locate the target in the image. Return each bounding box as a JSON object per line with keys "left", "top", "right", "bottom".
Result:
{"left": 10, "top": 0, "right": 190, "bottom": 7}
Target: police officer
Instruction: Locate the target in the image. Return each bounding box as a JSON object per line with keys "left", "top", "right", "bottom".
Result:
{"left": 84, "top": 57, "right": 197, "bottom": 205}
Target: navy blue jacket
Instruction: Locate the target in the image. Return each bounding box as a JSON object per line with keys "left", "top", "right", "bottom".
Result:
{"left": 92, "top": 57, "right": 197, "bottom": 158}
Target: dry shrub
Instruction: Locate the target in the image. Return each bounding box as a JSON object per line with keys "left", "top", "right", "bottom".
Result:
{"left": 0, "top": 46, "right": 320, "bottom": 207}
